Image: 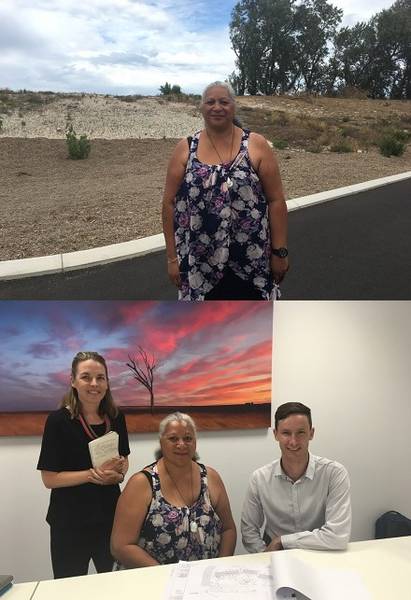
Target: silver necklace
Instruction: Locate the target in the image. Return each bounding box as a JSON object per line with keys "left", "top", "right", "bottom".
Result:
{"left": 206, "top": 127, "right": 235, "bottom": 190}
{"left": 206, "top": 126, "right": 234, "bottom": 164}
{"left": 163, "top": 460, "right": 198, "bottom": 532}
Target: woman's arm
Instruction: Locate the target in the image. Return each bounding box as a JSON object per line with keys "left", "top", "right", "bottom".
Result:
{"left": 249, "top": 133, "right": 289, "bottom": 283}
{"left": 41, "top": 470, "right": 91, "bottom": 489}
{"left": 161, "top": 138, "right": 189, "bottom": 287}
{"left": 207, "top": 467, "right": 237, "bottom": 557}
{"left": 111, "top": 472, "right": 159, "bottom": 568}
{"left": 41, "top": 467, "right": 125, "bottom": 489}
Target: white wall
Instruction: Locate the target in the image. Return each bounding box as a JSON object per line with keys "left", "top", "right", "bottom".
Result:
{"left": 273, "top": 301, "right": 411, "bottom": 542}
{"left": 1, "top": 301, "right": 410, "bottom": 583}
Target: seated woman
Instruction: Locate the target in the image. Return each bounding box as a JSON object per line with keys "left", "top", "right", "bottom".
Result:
{"left": 111, "top": 412, "right": 236, "bottom": 566}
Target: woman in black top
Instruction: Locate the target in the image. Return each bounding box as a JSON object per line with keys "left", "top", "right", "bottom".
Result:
{"left": 37, "top": 351, "right": 130, "bottom": 579}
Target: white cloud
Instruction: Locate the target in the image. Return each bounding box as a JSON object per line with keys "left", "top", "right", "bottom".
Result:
{"left": 332, "top": 0, "right": 395, "bottom": 26}
{"left": 0, "top": 0, "right": 395, "bottom": 94}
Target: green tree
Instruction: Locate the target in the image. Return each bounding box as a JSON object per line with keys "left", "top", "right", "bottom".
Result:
{"left": 159, "top": 82, "right": 172, "bottom": 95}
{"left": 229, "top": 0, "right": 342, "bottom": 94}
{"left": 230, "top": 0, "right": 268, "bottom": 94}
{"left": 171, "top": 84, "right": 182, "bottom": 95}
{"left": 375, "top": 0, "right": 411, "bottom": 99}
{"left": 331, "top": 22, "right": 379, "bottom": 93}
{"left": 294, "top": 0, "right": 343, "bottom": 92}
{"left": 329, "top": 0, "right": 411, "bottom": 98}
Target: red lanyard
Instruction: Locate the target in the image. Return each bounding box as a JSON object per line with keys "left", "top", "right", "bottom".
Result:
{"left": 78, "top": 414, "right": 111, "bottom": 440}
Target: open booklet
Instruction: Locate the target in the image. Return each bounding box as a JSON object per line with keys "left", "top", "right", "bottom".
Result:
{"left": 163, "top": 551, "right": 371, "bottom": 600}
{"left": 88, "top": 430, "right": 119, "bottom": 469}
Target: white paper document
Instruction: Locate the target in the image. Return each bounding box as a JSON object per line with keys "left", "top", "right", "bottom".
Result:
{"left": 163, "top": 552, "right": 372, "bottom": 600}
{"left": 163, "top": 561, "right": 274, "bottom": 600}
{"left": 270, "top": 552, "right": 372, "bottom": 600}
{"left": 88, "top": 430, "right": 119, "bottom": 468}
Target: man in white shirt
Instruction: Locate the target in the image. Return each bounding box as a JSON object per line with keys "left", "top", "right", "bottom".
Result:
{"left": 241, "top": 402, "right": 351, "bottom": 552}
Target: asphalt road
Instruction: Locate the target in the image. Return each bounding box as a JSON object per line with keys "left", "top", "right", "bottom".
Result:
{"left": 1, "top": 178, "right": 410, "bottom": 300}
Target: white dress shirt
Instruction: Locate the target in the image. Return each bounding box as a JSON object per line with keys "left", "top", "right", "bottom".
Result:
{"left": 241, "top": 453, "right": 351, "bottom": 552}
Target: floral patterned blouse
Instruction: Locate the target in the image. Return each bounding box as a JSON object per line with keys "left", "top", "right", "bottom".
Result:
{"left": 174, "top": 129, "right": 278, "bottom": 301}
{"left": 138, "top": 461, "right": 222, "bottom": 564}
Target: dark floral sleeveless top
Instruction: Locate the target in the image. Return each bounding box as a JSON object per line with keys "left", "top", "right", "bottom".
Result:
{"left": 138, "top": 461, "right": 222, "bottom": 564}
{"left": 174, "top": 129, "right": 279, "bottom": 301}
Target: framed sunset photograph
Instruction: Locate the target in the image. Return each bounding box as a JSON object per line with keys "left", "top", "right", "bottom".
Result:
{"left": 0, "top": 300, "right": 274, "bottom": 435}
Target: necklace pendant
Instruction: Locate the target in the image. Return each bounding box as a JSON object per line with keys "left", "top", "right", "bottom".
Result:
{"left": 190, "top": 521, "right": 198, "bottom": 533}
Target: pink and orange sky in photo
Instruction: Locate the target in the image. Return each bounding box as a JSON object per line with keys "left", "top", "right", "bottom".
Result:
{"left": 0, "top": 301, "right": 273, "bottom": 412}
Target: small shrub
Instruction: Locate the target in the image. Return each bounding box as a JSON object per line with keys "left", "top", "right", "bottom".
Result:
{"left": 65, "top": 124, "right": 91, "bottom": 160}
{"left": 0, "top": 116, "right": 3, "bottom": 131}
{"left": 330, "top": 140, "right": 353, "bottom": 153}
{"left": 272, "top": 138, "right": 288, "bottom": 150}
{"left": 391, "top": 129, "right": 410, "bottom": 142}
{"left": 378, "top": 135, "right": 405, "bottom": 157}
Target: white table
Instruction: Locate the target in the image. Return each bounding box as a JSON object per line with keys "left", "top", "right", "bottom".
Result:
{"left": 4, "top": 581, "right": 39, "bottom": 600}
{"left": 13, "top": 536, "right": 411, "bottom": 600}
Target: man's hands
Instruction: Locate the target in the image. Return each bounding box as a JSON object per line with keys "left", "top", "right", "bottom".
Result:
{"left": 265, "top": 536, "right": 283, "bottom": 552}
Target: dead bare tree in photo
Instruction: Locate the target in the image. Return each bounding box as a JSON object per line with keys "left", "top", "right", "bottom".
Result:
{"left": 126, "top": 347, "right": 158, "bottom": 414}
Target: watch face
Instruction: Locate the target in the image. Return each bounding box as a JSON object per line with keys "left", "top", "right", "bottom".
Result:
{"left": 273, "top": 247, "right": 288, "bottom": 258}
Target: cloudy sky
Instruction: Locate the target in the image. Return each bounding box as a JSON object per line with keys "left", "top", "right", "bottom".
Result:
{"left": 0, "top": 300, "right": 273, "bottom": 412}
{"left": 1, "top": 0, "right": 396, "bottom": 95}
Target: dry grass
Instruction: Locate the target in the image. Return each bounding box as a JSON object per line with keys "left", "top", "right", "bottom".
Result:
{"left": 236, "top": 95, "right": 411, "bottom": 153}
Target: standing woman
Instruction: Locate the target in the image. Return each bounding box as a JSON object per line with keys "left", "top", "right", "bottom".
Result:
{"left": 37, "top": 351, "right": 130, "bottom": 579}
{"left": 162, "top": 81, "right": 288, "bottom": 301}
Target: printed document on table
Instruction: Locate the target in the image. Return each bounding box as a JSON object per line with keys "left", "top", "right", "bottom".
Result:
{"left": 163, "top": 553, "right": 372, "bottom": 600}
{"left": 88, "top": 430, "right": 119, "bottom": 468}
{"left": 271, "top": 552, "right": 372, "bottom": 600}
{"left": 163, "top": 561, "right": 274, "bottom": 600}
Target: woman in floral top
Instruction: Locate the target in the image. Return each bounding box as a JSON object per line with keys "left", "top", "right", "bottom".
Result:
{"left": 111, "top": 412, "right": 236, "bottom": 567}
{"left": 162, "top": 81, "right": 288, "bottom": 300}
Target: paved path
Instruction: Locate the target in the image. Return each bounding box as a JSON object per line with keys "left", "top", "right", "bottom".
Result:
{"left": 1, "top": 178, "right": 410, "bottom": 300}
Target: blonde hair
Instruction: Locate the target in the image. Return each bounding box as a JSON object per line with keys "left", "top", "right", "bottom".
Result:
{"left": 60, "top": 351, "right": 118, "bottom": 419}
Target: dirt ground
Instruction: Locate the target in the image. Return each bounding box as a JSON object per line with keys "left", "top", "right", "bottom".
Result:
{"left": 1, "top": 136, "right": 410, "bottom": 261}
{"left": 1, "top": 92, "right": 411, "bottom": 261}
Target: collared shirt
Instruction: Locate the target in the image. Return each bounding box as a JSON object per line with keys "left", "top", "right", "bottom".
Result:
{"left": 241, "top": 453, "right": 351, "bottom": 552}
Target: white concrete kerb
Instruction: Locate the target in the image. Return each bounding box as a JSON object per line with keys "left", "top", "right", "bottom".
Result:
{"left": 1, "top": 171, "right": 410, "bottom": 281}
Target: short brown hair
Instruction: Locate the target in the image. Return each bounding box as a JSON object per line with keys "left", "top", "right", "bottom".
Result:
{"left": 274, "top": 402, "right": 312, "bottom": 430}
{"left": 60, "top": 351, "right": 118, "bottom": 419}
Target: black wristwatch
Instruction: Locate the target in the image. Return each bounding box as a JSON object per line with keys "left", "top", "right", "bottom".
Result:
{"left": 272, "top": 247, "right": 288, "bottom": 258}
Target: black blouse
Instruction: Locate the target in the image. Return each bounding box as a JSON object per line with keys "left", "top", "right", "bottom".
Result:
{"left": 37, "top": 407, "right": 130, "bottom": 529}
